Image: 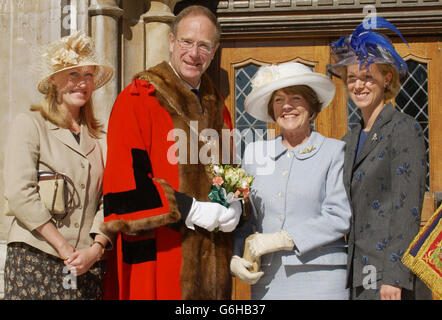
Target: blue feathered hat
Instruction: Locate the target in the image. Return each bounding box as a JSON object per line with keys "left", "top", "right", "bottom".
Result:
{"left": 329, "top": 17, "right": 409, "bottom": 78}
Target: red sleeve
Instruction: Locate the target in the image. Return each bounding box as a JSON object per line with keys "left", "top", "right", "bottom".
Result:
{"left": 223, "top": 105, "right": 233, "bottom": 130}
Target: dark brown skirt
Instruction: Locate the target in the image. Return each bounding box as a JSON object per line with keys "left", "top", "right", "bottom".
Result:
{"left": 4, "top": 242, "right": 106, "bottom": 300}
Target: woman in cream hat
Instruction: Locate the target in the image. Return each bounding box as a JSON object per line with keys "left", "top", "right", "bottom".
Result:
{"left": 3, "top": 31, "right": 113, "bottom": 299}
{"left": 230, "top": 62, "right": 352, "bottom": 299}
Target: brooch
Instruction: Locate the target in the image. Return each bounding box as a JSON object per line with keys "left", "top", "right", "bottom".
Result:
{"left": 371, "top": 133, "right": 378, "bottom": 142}
{"left": 299, "top": 145, "right": 316, "bottom": 154}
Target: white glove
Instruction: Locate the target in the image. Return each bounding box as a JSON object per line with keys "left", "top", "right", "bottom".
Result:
{"left": 185, "top": 199, "right": 226, "bottom": 232}
{"left": 247, "top": 230, "right": 294, "bottom": 260}
{"left": 218, "top": 200, "right": 242, "bottom": 232}
{"left": 230, "top": 255, "right": 264, "bottom": 285}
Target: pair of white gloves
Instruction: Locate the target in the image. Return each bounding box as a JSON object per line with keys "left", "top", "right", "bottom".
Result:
{"left": 230, "top": 230, "right": 294, "bottom": 285}
{"left": 185, "top": 199, "right": 242, "bottom": 233}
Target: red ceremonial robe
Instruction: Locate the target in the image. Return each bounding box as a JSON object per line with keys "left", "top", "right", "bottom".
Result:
{"left": 102, "top": 64, "right": 233, "bottom": 300}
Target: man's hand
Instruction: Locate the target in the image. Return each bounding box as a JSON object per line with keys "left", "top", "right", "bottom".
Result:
{"left": 185, "top": 200, "right": 226, "bottom": 232}
{"left": 218, "top": 200, "right": 242, "bottom": 232}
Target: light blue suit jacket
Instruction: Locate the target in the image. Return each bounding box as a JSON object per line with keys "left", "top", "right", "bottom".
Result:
{"left": 234, "top": 131, "right": 351, "bottom": 267}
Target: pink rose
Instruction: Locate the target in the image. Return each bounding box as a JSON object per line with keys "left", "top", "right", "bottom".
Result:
{"left": 241, "top": 187, "right": 250, "bottom": 198}
{"left": 212, "top": 176, "right": 223, "bottom": 186}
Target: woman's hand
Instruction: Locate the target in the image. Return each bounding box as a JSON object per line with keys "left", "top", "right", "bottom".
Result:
{"left": 35, "top": 221, "right": 76, "bottom": 260}
{"left": 57, "top": 242, "right": 76, "bottom": 261}
{"left": 64, "top": 244, "right": 102, "bottom": 276}
{"left": 230, "top": 255, "right": 264, "bottom": 285}
{"left": 247, "top": 230, "right": 294, "bottom": 260}
{"left": 380, "top": 284, "right": 402, "bottom": 300}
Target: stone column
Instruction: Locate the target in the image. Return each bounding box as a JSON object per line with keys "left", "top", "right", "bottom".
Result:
{"left": 89, "top": 0, "right": 124, "bottom": 127}
{"left": 142, "top": 1, "right": 180, "bottom": 69}
{"left": 121, "top": 0, "right": 146, "bottom": 87}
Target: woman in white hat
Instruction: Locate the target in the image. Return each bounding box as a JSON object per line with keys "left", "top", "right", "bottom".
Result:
{"left": 3, "top": 31, "right": 113, "bottom": 299}
{"left": 329, "top": 17, "right": 430, "bottom": 300}
{"left": 230, "top": 62, "right": 351, "bottom": 299}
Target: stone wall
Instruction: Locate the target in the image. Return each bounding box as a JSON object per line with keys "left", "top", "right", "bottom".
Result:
{"left": 0, "top": 0, "right": 68, "bottom": 242}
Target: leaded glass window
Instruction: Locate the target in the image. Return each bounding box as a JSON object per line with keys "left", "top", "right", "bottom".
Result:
{"left": 395, "top": 60, "right": 429, "bottom": 190}
{"left": 234, "top": 63, "right": 268, "bottom": 162}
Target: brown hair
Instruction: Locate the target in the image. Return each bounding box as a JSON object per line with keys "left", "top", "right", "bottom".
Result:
{"left": 30, "top": 84, "right": 103, "bottom": 138}
{"left": 267, "top": 85, "right": 322, "bottom": 122}
{"left": 171, "top": 5, "right": 221, "bottom": 44}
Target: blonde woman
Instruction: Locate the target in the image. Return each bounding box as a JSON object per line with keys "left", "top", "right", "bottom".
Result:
{"left": 329, "top": 17, "right": 431, "bottom": 300}
{"left": 3, "top": 31, "right": 113, "bottom": 299}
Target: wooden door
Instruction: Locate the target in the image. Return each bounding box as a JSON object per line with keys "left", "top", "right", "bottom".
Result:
{"left": 219, "top": 37, "right": 442, "bottom": 300}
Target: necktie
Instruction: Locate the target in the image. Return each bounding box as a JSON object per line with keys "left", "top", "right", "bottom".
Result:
{"left": 191, "top": 88, "right": 201, "bottom": 104}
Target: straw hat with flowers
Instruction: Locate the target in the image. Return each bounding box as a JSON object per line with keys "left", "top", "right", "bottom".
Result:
{"left": 37, "top": 31, "right": 113, "bottom": 94}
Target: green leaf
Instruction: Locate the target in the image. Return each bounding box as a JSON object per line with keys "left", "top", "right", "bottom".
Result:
{"left": 208, "top": 185, "right": 230, "bottom": 208}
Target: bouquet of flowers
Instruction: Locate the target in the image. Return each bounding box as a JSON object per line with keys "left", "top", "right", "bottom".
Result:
{"left": 208, "top": 164, "right": 254, "bottom": 208}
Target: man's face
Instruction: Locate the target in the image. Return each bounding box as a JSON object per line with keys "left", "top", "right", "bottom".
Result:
{"left": 169, "top": 14, "right": 219, "bottom": 88}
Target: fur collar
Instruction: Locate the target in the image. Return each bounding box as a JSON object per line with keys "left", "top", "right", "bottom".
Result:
{"left": 134, "top": 61, "right": 224, "bottom": 132}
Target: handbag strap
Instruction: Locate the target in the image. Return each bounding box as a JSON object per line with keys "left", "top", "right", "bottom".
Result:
{"left": 38, "top": 160, "right": 58, "bottom": 173}
{"left": 38, "top": 160, "right": 80, "bottom": 221}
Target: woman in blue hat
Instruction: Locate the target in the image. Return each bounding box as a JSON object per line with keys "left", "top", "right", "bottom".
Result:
{"left": 329, "top": 17, "right": 431, "bottom": 300}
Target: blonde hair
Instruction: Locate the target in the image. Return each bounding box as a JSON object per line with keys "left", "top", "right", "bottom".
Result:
{"left": 31, "top": 84, "right": 103, "bottom": 138}
{"left": 376, "top": 64, "right": 401, "bottom": 100}
{"left": 267, "top": 85, "right": 322, "bottom": 122}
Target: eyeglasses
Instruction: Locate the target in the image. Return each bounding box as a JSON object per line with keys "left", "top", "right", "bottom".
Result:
{"left": 176, "top": 39, "right": 214, "bottom": 55}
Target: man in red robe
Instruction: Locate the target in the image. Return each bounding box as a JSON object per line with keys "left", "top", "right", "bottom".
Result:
{"left": 101, "top": 5, "right": 242, "bottom": 300}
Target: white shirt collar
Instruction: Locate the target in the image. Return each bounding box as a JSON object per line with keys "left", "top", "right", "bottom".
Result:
{"left": 168, "top": 61, "right": 201, "bottom": 90}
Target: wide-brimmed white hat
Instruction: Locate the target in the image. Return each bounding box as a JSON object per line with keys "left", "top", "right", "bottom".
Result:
{"left": 244, "top": 62, "right": 335, "bottom": 123}
{"left": 37, "top": 31, "right": 114, "bottom": 94}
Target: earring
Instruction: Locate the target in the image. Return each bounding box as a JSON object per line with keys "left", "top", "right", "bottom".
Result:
{"left": 384, "top": 82, "right": 389, "bottom": 89}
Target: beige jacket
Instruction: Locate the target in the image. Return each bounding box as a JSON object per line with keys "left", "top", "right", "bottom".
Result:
{"left": 4, "top": 111, "right": 111, "bottom": 258}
